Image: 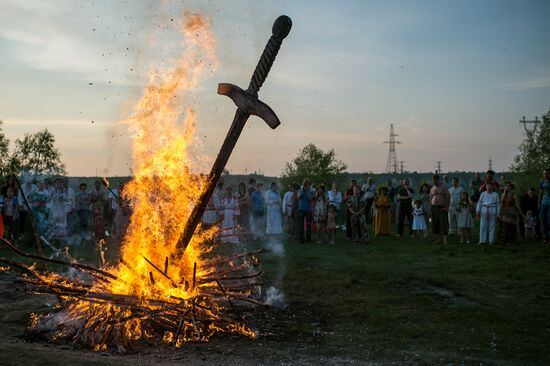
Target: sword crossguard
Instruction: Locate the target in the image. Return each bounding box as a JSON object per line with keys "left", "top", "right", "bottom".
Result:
{"left": 247, "top": 15, "right": 292, "bottom": 96}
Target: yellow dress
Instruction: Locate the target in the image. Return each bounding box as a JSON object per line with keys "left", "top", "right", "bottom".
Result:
{"left": 374, "top": 194, "right": 391, "bottom": 236}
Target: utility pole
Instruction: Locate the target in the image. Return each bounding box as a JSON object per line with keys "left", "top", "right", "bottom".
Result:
{"left": 519, "top": 116, "right": 541, "bottom": 133}
{"left": 399, "top": 161, "right": 406, "bottom": 174}
{"left": 384, "top": 124, "right": 401, "bottom": 174}
{"left": 435, "top": 161, "right": 442, "bottom": 175}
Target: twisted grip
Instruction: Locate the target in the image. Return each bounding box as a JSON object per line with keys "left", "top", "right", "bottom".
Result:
{"left": 247, "top": 15, "right": 292, "bottom": 96}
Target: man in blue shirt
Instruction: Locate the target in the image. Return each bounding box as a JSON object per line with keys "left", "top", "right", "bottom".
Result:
{"left": 297, "top": 178, "right": 314, "bottom": 243}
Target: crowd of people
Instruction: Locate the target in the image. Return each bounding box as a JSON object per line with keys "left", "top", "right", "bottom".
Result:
{"left": 2, "top": 169, "right": 549, "bottom": 248}
{"left": 0, "top": 174, "right": 129, "bottom": 246}
{"left": 203, "top": 169, "right": 550, "bottom": 246}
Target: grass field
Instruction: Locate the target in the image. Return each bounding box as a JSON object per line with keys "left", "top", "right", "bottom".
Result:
{"left": 1, "top": 227, "right": 549, "bottom": 365}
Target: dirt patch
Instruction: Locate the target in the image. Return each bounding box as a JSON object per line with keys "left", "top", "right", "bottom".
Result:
{"left": 408, "top": 277, "right": 479, "bottom": 307}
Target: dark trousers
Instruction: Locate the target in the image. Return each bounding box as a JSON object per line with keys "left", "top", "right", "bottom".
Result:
{"left": 297, "top": 209, "right": 312, "bottom": 242}
{"left": 542, "top": 204, "right": 550, "bottom": 241}
{"left": 346, "top": 209, "right": 352, "bottom": 238}
{"left": 78, "top": 209, "right": 91, "bottom": 232}
{"left": 18, "top": 210, "right": 28, "bottom": 236}
{"left": 3, "top": 215, "right": 17, "bottom": 240}
{"left": 397, "top": 202, "right": 413, "bottom": 236}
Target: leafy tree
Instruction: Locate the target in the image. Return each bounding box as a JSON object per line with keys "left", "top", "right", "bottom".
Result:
{"left": 6, "top": 128, "right": 66, "bottom": 176}
{"left": 511, "top": 110, "right": 550, "bottom": 184}
{"left": 0, "top": 121, "right": 10, "bottom": 176}
{"left": 281, "top": 143, "right": 347, "bottom": 189}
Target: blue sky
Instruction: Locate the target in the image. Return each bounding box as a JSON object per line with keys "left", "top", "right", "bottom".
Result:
{"left": 1, "top": 0, "right": 549, "bottom": 176}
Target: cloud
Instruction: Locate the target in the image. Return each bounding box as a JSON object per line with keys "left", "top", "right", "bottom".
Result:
{"left": 508, "top": 76, "right": 550, "bottom": 90}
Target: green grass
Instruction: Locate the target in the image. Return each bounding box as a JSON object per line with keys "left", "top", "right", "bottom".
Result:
{"left": 1, "top": 227, "right": 549, "bottom": 364}
{"left": 257, "top": 229, "right": 550, "bottom": 364}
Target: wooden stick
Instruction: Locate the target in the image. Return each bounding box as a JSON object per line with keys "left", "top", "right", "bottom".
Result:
{"left": 192, "top": 262, "right": 197, "bottom": 290}
{"left": 0, "top": 236, "right": 118, "bottom": 280}
{"left": 140, "top": 254, "right": 177, "bottom": 288}
{"left": 199, "top": 270, "right": 263, "bottom": 284}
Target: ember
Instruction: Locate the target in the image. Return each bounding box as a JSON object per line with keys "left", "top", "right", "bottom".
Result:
{"left": 0, "top": 12, "right": 291, "bottom": 351}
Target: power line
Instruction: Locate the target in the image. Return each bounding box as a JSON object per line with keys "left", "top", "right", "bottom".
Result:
{"left": 384, "top": 124, "right": 401, "bottom": 173}
{"left": 519, "top": 116, "right": 540, "bottom": 133}
{"left": 435, "top": 161, "right": 442, "bottom": 174}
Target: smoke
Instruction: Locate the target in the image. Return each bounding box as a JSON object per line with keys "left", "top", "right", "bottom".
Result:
{"left": 261, "top": 236, "right": 287, "bottom": 309}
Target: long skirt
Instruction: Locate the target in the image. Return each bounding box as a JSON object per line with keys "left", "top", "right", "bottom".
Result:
{"left": 499, "top": 220, "right": 518, "bottom": 244}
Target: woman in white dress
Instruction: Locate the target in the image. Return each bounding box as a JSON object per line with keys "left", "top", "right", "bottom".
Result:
{"left": 265, "top": 182, "right": 283, "bottom": 236}
{"left": 219, "top": 187, "right": 240, "bottom": 244}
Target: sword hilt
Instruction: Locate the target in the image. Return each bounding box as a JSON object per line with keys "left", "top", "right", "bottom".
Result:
{"left": 247, "top": 15, "right": 292, "bottom": 97}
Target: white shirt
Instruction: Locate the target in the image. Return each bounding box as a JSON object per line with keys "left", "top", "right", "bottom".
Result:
{"left": 476, "top": 191, "right": 501, "bottom": 216}
{"left": 327, "top": 190, "right": 342, "bottom": 210}
{"left": 18, "top": 183, "right": 37, "bottom": 211}
{"left": 282, "top": 191, "right": 294, "bottom": 215}
{"left": 448, "top": 186, "right": 464, "bottom": 207}
{"left": 361, "top": 183, "right": 377, "bottom": 200}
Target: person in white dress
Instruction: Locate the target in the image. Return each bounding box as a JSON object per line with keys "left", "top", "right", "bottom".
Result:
{"left": 282, "top": 184, "right": 296, "bottom": 235}
{"left": 412, "top": 199, "right": 427, "bottom": 240}
{"left": 476, "top": 181, "right": 501, "bottom": 244}
{"left": 202, "top": 190, "right": 220, "bottom": 230}
{"left": 219, "top": 187, "right": 240, "bottom": 243}
{"left": 265, "top": 182, "right": 283, "bottom": 236}
{"left": 47, "top": 177, "right": 71, "bottom": 244}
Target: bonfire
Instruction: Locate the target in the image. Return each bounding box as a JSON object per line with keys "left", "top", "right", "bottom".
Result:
{"left": 0, "top": 12, "right": 291, "bottom": 351}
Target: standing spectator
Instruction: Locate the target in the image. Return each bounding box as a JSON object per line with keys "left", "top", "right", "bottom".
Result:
{"left": 476, "top": 181, "right": 500, "bottom": 245}
{"left": 247, "top": 178, "right": 256, "bottom": 197}
{"left": 539, "top": 168, "right": 550, "bottom": 244}
{"left": 313, "top": 184, "right": 328, "bottom": 243}
{"left": 75, "top": 182, "right": 92, "bottom": 239}
{"left": 430, "top": 175, "right": 450, "bottom": 245}
{"left": 237, "top": 182, "right": 249, "bottom": 233}
{"left": 374, "top": 187, "right": 391, "bottom": 236}
{"left": 520, "top": 188, "right": 540, "bottom": 239}
{"left": 250, "top": 183, "right": 266, "bottom": 240}
{"left": 470, "top": 173, "right": 482, "bottom": 203}
{"left": 63, "top": 177, "right": 77, "bottom": 236}
{"left": 347, "top": 185, "right": 368, "bottom": 244}
{"left": 30, "top": 179, "right": 50, "bottom": 236}
{"left": 202, "top": 191, "right": 220, "bottom": 230}
{"left": 90, "top": 179, "right": 107, "bottom": 241}
{"left": 457, "top": 191, "right": 475, "bottom": 244}
{"left": 498, "top": 182, "right": 523, "bottom": 245}
{"left": 282, "top": 184, "right": 296, "bottom": 236}
{"left": 297, "top": 179, "right": 314, "bottom": 243}
{"left": 2, "top": 187, "right": 19, "bottom": 241}
{"left": 419, "top": 183, "right": 431, "bottom": 220}
{"left": 265, "top": 182, "right": 283, "bottom": 237}
{"left": 397, "top": 178, "right": 414, "bottom": 238}
{"left": 448, "top": 178, "right": 464, "bottom": 235}
{"left": 1, "top": 175, "right": 18, "bottom": 198}
{"left": 327, "top": 182, "right": 343, "bottom": 217}
{"left": 479, "top": 170, "right": 500, "bottom": 193}
{"left": 343, "top": 179, "right": 358, "bottom": 239}
{"left": 47, "top": 178, "right": 70, "bottom": 243}
{"left": 443, "top": 175, "right": 451, "bottom": 189}
{"left": 361, "top": 177, "right": 377, "bottom": 225}
{"left": 219, "top": 187, "right": 240, "bottom": 244}
{"left": 412, "top": 199, "right": 427, "bottom": 240}
{"left": 17, "top": 173, "right": 36, "bottom": 240}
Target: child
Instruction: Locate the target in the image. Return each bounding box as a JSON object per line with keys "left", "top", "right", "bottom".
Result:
{"left": 457, "top": 191, "right": 475, "bottom": 243}
{"left": 412, "top": 199, "right": 427, "bottom": 240}
{"left": 326, "top": 204, "right": 337, "bottom": 245}
{"left": 314, "top": 184, "right": 328, "bottom": 243}
{"left": 524, "top": 210, "right": 537, "bottom": 240}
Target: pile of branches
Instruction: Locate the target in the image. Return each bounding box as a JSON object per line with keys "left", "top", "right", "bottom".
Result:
{"left": 0, "top": 236, "right": 269, "bottom": 351}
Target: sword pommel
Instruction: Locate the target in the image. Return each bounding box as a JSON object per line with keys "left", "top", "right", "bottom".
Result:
{"left": 272, "top": 15, "right": 292, "bottom": 40}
